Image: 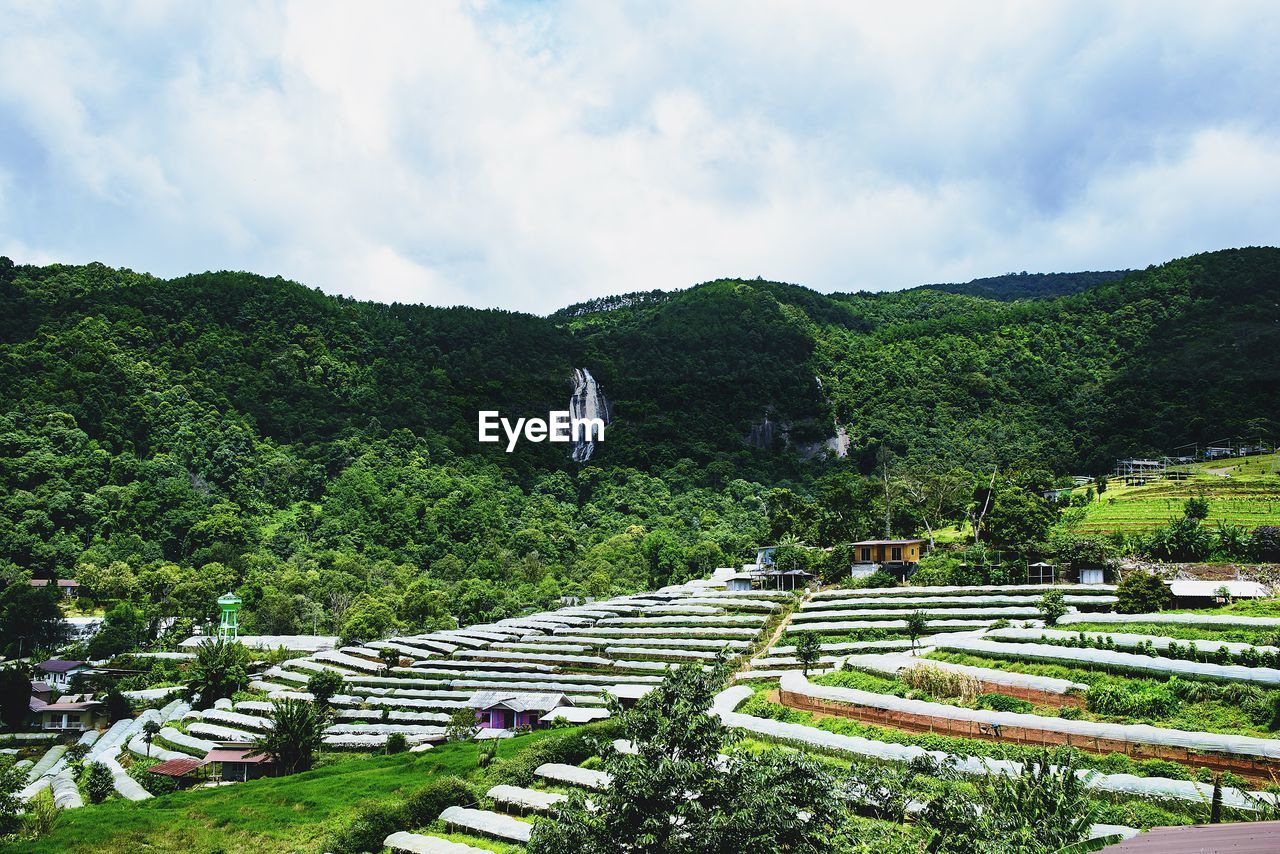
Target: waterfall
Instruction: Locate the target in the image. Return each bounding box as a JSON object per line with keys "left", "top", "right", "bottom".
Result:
{"left": 570, "top": 368, "right": 610, "bottom": 462}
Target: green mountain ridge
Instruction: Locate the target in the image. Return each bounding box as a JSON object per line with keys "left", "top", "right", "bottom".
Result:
{"left": 0, "top": 247, "right": 1277, "bottom": 635}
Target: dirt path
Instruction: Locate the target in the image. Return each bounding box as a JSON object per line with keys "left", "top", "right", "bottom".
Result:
{"left": 735, "top": 589, "right": 812, "bottom": 676}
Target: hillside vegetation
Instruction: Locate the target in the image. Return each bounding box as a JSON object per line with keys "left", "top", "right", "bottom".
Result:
{"left": 1067, "top": 454, "right": 1280, "bottom": 535}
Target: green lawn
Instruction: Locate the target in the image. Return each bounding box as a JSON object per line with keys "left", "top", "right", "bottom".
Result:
{"left": 1066, "top": 454, "right": 1280, "bottom": 535}
{"left": 2, "top": 731, "right": 568, "bottom": 854}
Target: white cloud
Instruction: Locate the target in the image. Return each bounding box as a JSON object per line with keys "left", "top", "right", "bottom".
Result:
{"left": 0, "top": 0, "right": 1277, "bottom": 312}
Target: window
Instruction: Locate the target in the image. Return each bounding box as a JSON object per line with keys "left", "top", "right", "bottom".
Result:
{"left": 891, "top": 547, "right": 902, "bottom": 561}
{"left": 860, "top": 547, "right": 871, "bottom": 562}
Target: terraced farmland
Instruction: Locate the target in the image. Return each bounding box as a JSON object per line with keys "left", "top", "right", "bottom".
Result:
{"left": 1069, "top": 454, "right": 1280, "bottom": 534}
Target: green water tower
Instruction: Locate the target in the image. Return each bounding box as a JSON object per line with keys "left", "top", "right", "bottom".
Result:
{"left": 217, "top": 592, "right": 243, "bottom": 640}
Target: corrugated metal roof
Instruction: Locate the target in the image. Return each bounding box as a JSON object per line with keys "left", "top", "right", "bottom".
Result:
{"left": 147, "top": 757, "right": 204, "bottom": 777}
{"left": 1101, "top": 820, "right": 1280, "bottom": 852}
{"left": 1168, "top": 579, "right": 1268, "bottom": 598}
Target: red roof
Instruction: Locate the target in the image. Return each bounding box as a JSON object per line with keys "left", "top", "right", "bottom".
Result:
{"left": 204, "top": 748, "right": 271, "bottom": 764}
{"left": 1101, "top": 821, "right": 1280, "bottom": 852}
{"left": 147, "top": 757, "right": 204, "bottom": 777}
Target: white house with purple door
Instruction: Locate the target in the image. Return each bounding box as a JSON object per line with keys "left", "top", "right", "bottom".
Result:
{"left": 469, "top": 691, "right": 574, "bottom": 731}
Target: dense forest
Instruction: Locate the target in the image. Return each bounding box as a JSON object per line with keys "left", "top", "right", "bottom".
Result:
{"left": 0, "top": 248, "right": 1276, "bottom": 648}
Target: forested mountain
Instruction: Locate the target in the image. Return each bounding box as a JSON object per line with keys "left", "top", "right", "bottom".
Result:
{"left": 0, "top": 248, "right": 1276, "bottom": 644}
{"left": 907, "top": 269, "right": 1132, "bottom": 300}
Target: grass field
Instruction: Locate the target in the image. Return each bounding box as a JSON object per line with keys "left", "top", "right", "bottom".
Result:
{"left": 2, "top": 731, "right": 568, "bottom": 854}
{"left": 1066, "top": 453, "right": 1280, "bottom": 535}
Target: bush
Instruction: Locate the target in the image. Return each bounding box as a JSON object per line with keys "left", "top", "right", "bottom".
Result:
{"left": 852, "top": 569, "right": 897, "bottom": 590}
{"left": 1115, "top": 572, "right": 1172, "bottom": 614}
{"left": 483, "top": 725, "right": 611, "bottom": 787}
{"left": 83, "top": 761, "right": 114, "bottom": 805}
{"left": 330, "top": 803, "right": 408, "bottom": 853}
{"left": 1254, "top": 526, "right": 1280, "bottom": 562}
{"left": 385, "top": 733, "right": 408, "bottom": 754}
{"left": 127, "top": 759, "right": 178, "bottom": 796}
{"left": 1086, "top": 682, "right": 1179, "bottom": 719}
{"left": 978, "top": 693, "right": 1033, "bottom": 714}
{"left": 403, "top": 776, "right": 476, "bottom": 827}
{"left": 901, "top": 665, "right": 978, "bottom": 704}
{"left": 908, "top": 554, "right": 962, "bottom": 587}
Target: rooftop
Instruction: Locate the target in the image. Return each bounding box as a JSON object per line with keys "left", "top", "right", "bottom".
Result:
{"left": 468, "top": 691, "right": 571, "bottom": 713}
{"left": 204, "top": 747, "right": 270, "bottom": 764}
{"left": 36, "top": 659, "right": 86, "bottom": 674}
{"left": 1100, "top": 820, "right": 1280, "bottom": 853}
{"left": 1167, "top": 579, "right": 1268, "bottom": 599}
{"left": 147, "top": 757, "right": 204, "bottom": 777}
{"left": 850, "top": 539, "right": 924, "bottom": 546}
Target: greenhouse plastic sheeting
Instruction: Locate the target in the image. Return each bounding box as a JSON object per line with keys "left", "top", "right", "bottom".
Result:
{"left": 524, "top": 635, "right": 751, "bottom": 650}
{"left": 787, "top": 619, "right": 997, "bottom": 633}
{"left": 707, "top": 685, "right": 1276, "bottom": 811}
{"left": 780, "top": 672, "right": 1280, "bottom": 759}
{"left": 937, "top": 636, "right": 1280, "bottom": 687}
{"left": 564, "top": 627, "right": 759, "bottom": 638}
{"left": 791, "top": 607, "right": 1048, "bottom": 622}
{"left": 439, "top": 806, "right": 533, "bottom": 843}
{"left": 384, "top": 830, "right": 494, "bottom": 853}
{"left": 160, "top": 726, "right": 218, "bottom": 754}
{"left": 1059, "top": 612, "right": 1280, "bottom": 628}
{"left": 488, "top": 783, "right": 569, "bottom": 812}
{"left": 987, "top": 627, "right": 1280, "bottom": 657}
{"left": 535, "top": 762, "right": 612, "bottom": 790}
{"left": 813, "top": 585, "right": 1116, "bottom": 599}
{"left": 800, "top": 595, "right": 1115, "bottom": 609}
{"left": 597, "top": 615, "right": 764, "bottom": 626}
{"left": 842, "top": 652, "right": 1087, "bottom": 694}
{"left": 203, "top": 709, "right": 274, "bottom": 731}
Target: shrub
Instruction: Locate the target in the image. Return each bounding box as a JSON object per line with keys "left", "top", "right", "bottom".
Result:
{"left": 483, "top": 725, "right": 609, "bottom": 787}
{"left": 83, "top": 761, "right": 114, "bottom": 805}
{"left": 385, "top": 733, "right": 408, "bottom": 755}
{"left": 1085, "top": 682, "right": 1178, "bottom": 719}
{"left": 852, "top": 569, "right": 897, "bottom": 590}
{"left": 127, "top": 759, "right": 178, "bottom": 796}
{"left": 403, "top": 776, "right": 476, "bottom": 828}
{"left": 1038, "top": 590, "right": 1067, "bottom": 626}
{"left": 1254, "top": 526, "right": 1280, "bottom": 562}
{"left": 1115, "top": 571, "right": 1172, "bottom": 614}
{"left": 909, "top": 554, "right": 962, "bottom": 587}
{"left": 978, "top": 693, "right": 1032, "bottom": 714}
{"left": 330, "top": 803, "right": 407, "bottom": 853}
{"left": 901, "top": 665, "right": 979, "bottom": 704}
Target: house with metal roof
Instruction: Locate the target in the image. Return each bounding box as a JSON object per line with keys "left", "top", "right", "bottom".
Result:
{"left": 469, "top": 691, "right": 573, "bottom": 730}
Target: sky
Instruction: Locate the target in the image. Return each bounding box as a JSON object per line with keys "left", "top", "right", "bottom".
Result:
{"left": 1, "top": 1, "right": 1278, "bottom": 314}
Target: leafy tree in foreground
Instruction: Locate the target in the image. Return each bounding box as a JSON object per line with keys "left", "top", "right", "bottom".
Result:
{"left": 0, "top": 757, "right": 25, "bottom": 837}
{"left": 0, "top": 666, "right": 30, "bottom": 730}
{"left": 83, "top": 761, "right": 114, "bottom": 804}
{"left": 1115, "top": 571, "right": 1172, "bottom": 615}
{"left": 922, "top": 750, "right": 1098, "bottom": 853}
{"left": 251, "top": 698, "right": 324, "bottom": 774}
{"left": 186, "top": 638, "right": 249, "bottom": 709}
{"left": 527, "top": 658, "right": 840, "bottom": 853}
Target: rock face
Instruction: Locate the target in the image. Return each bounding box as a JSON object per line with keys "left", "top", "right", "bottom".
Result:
{"left": 570, "top": 368, "right": 610, "bottom": 463}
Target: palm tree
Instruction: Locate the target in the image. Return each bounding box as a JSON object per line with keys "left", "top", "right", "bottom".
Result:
{"left": 142, "top": 719, "right": 161, "bottom": 757}
{"left": 187, "top": 638, "right": 249, "bottom": 709}
{"left": 250, "top": 698, "right": 324, "bottom": 775}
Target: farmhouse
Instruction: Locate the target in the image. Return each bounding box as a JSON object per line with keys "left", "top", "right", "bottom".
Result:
{"left": 470, "top": 691, "right": 573, "bottom": 730}
{"left": 40, "top": 693, "right": 107, "bottom": 732}
{"left": 849, "top": 539, "right": 923, "bottom": 581}
{"left": 28, "top": 578, "right": 80, "bottom": 598}
{"left": 35, "top": 659, "right": 89, "bottom": 690}
{"left": 203, "top": 746, "right": 274, "bottom": 782}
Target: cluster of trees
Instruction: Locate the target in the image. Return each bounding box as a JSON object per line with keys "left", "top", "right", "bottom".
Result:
{"left": 528, "top": 658, "right": 1112, "bottom": 853}
{"left": 0, "top": 249, "right": 1276, "bottom": 656}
